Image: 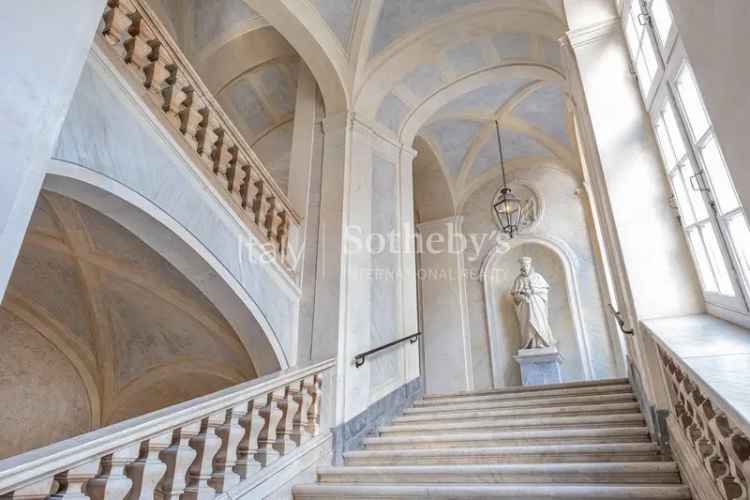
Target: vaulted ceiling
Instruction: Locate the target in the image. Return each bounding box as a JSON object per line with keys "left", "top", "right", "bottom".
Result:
{"left": 145, "top": 0, "right": 574, "bottom": 216}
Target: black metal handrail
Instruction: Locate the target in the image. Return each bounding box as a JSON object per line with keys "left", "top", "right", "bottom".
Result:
{"left": 354, "top": 332, "right": 422, "bottom": 368}
{"left": 608, "top": 304, "right": 635, "bottom": 335}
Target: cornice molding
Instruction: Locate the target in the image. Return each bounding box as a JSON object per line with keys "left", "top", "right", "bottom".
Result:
{"left": 565, "top": 18, "right": 621, "bottom": 50}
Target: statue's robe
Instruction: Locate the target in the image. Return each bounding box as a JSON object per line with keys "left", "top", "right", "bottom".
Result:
{"left": 512, "top": 272, "right": 555, "bottom": 349}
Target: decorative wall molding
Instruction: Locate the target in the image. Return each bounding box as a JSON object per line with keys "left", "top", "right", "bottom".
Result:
{"left": 565, "top": 18, "right": 621, "bottom": 50}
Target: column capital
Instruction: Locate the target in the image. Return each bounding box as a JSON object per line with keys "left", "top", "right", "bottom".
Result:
{"left": 320, "top": 111, "right": 417, "bottom": 163}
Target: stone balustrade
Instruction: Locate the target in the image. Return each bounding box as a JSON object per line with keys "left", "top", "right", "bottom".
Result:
{"left": 0, "top": 359, "right": 334, "bottom": 500}
{"left": 96, "top": 0, "right": 300, "bottom": 268}
{"left": 655, "top": 346, "right": 750, "bottom": 500}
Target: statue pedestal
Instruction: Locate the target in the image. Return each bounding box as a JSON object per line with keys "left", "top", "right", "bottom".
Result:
{"left": 514, "top": 346, "right": 563, "bottom": 386}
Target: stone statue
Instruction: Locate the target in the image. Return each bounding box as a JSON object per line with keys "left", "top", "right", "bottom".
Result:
{"left": 511, "top": 257, "right": 556, "bottom": 349}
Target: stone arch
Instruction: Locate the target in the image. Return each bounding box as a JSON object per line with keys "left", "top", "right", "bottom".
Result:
{"left": 247, "top": 0, "right": 350, "bottom": 113}
{"left": 43, "top": 162, "right": 287, "bottom": 375}
{"left": 479, "top": 235, "right": 594, "bottom": 386}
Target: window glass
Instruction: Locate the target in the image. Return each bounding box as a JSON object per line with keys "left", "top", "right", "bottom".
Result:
{"left": 680, "top": 162, "right": 709, "bottom": 221}
{"left": 700, "top": 137, "right": 741, "bottom": 214}
{"left": 670, "top": 174, "right": 694, "bottom": 225}
{"left": 625, "top": 14, "right": 640, "bottom": 52}
{"left": 689, "top": 228, "right": 718, "bottom": 292}
{"left": 642, "top": 34, "right": 660, "bottom": 79}
{"left": 662, "top": 102, "right": 687, "bottom": 160}
{"left": 650, "top": 0, "right": 674, "bottom": 44}
{"left": 728, "top": 214, "right": 750, "bottom": 283}
{"left": 701, "top": 223, "right": 735, "bottom": 295}
{"left": 655, "top": 120, "right": 676, "bottom": 169}
{"left": 675, "top": 65, "right": 711, "bottom": 140}
{"left": 636, "top": 53, "right": 653, "bottom": 92}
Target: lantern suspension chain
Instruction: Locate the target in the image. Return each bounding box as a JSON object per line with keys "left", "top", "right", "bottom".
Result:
{"left": 495, "top": 119, "right": 507, "bottom": 187}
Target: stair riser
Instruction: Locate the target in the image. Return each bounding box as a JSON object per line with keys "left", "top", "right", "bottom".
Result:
{"left": 344, "top": 452, "right": 663, "bottom": 466}
{"left": 381, "top": 419, "right": 646, "bottom": 436}
{"left": 410, "top": 394, "right": 636, "bottom": 413}
{"left": 394, "top": 406, "right": 641, "bottom": 424}
{"left": 419, "top": 385, "right": 633, "bottom": 406}
{"left": 319, "top": 472, "right": 681, "bottom": 485}
{"left": 365, "top": 436, "right": 651, "bottom": 450}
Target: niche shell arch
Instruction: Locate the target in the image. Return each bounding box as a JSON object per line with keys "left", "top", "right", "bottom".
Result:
{"left": 44, "top": 160, "right": 287, "bottom": 374}
{"left": 480, "top": 235, "right": 594, "bottom": 386}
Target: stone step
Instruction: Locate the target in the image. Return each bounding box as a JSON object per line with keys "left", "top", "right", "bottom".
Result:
{"left": 316, "top": 463, "right": 682, "bottom": 485}
{"left": 363, "top": 427, "right": 651, "bottom": 450}
{"left": 405, "top": 392, "right": 636, "bottom": 414}
{"left": 393, "top": 401, "right": 641, "bottom": 424}
{"left": 344, "top": 443, "right": 664, "bottom": 466}
{"left": 380, "top": 413, "right": 647, "bottom": 436}
{"left": 416, "top": 383, "right": 633, "bottom": 407}
{"left": 424, "top": 378, "right": 630, "bottom": 400}
{"left": 292, "top": 483, "right": 691, "bottom": 499}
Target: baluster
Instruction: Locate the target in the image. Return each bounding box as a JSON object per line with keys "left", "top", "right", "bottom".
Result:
{"left": 88, "top": 445, "right": 140, "bottom": 500}
{"left": 291, "top": 376, "right": 315, "bottom": 446}
{"left": 274, "top": 382, "right": 301, "bottom": 455}
{"left": 209, "top": 404, "right": 245, "bottom": 493}
{"left": 49, "top": 460, "right": 100, "bottom": 500}
{"left": 156, "top": 421, "right": 200, "bottom": 500}
{"left": 101, "top": 1, "right": 132, "bottom": 51}
{"left": 255, "top": 390, "right": 284, "bottom": 466}
{"left": 276, "top": 212, "right": 289, "bottom": 257}
{"left": 234, "top": 397, "right": 265, "bottom": 479}
{"left": 251, "top": 178, "right": 266, "bottom": 227}
{"left": 264, "top": 196, "right": 278, "bottom": 241}
{"left": 306, "top": 375, "right": 323, "bottom": 436}
{"left": 125, "top": 432, "right": 171, "bottom": 500}
{"left": 233, "top": 163, "right": 251, "bottom": 209}
{"left": 4, "top": 477, "right": 56, "bottom": 500}
{"left": 183, "top": 413, "right": 223, "bottom": 500}
{"left": 193, "top": 109, "right": 211, "bottom": 159}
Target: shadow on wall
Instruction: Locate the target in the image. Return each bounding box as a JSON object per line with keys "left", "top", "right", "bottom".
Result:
{"left": 486, "top": 243, "right": 583, "bottom": 386}
{"left": 0, "top": 191, "right": 257, "bottom": 459}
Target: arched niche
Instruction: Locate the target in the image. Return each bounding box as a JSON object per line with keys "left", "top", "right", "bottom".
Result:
{"left": 480, "top": 237, "right": 594, "bottom": 387}
{"left": 43, "top": 166, "right": 287, "bottom": 375}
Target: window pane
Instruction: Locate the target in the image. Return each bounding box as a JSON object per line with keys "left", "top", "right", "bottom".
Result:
{"left": 728, "top": 214, "right": 750, "bottom": 285}
{"left": 636, "top": 52, "right": 653, "bottom": 94}
{"left": 675, "top": 65, "right": 711, "bottom": 141}
{"left": 662, "top": 102, "right": 687, "bottom": 160}
{"left": 651, "top": 0, "right": 674, "bottom": 45}
{"left": 701, "top": 223, "right": 735, "bottom": 296}
{"left": 680, "top": 162, "right": 709, "bottom": 221}
{"left": 655, "top": 118, "right": 677, "bottom": 169}
{"left": 625, "top": 14, "right": 640, "bottom": 53}
{"left": 689, "top": 228, "right": 718, "bottom": 293}
{"left": 700, "top": 136, "right": 741, "bottom": 214}
{"left": 670, "top": 173, "right": 695, "bottom": 226}
{"left": 641, "top": 33, "right": 660, "bottom": 79}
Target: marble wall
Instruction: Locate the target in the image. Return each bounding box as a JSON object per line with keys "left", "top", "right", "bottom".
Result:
{"left": 53, "top": 54, "right": 299, "bottom": 370}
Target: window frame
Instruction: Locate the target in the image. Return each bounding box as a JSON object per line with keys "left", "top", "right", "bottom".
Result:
{"left": 623, "top": 0, "right": 750, "bottom": 314}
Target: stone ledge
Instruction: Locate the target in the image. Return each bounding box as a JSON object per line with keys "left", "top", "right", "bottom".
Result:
{"left": 641, "top": 313, "right": 750, "bottom": 437}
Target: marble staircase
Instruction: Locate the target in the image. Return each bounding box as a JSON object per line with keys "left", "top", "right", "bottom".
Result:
{"left": 293, "top": 378, "right": 692, "bottom": 499}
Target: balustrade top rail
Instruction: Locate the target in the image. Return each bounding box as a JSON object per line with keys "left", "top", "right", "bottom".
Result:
{"left": 0, "top": 358, "right": 335, "bottom": 497}
{"left": 98, "top": 0, "right": 300, "bottom": 267}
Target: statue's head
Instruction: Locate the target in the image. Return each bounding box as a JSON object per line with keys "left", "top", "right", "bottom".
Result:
{"left": 519, "top": 256, "right": 533, "bottom": 276}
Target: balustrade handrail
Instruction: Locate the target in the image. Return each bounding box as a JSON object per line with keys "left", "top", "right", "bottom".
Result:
{"left": 0, "top": 358, "right": 335, "bottom": 496}
{"left": 96, "top": 0, "right": 300, "bottom": 266}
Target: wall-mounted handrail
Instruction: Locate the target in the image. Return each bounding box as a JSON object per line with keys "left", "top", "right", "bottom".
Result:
{"left": 354, "top": 332, "right": 422, "bottom": 368}
{"left": 607, "top": 303, "right": 634, "bottom": 335}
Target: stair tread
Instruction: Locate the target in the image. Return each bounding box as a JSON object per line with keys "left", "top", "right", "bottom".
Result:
{"left": 395, "top": 401, "right": 640, "bottom": 422}
{"left": 293, "top": 483, "right": 691, "bottom": 499}
{"left": 382, "top": 413, "right": 645, "bottom": 433}
{"left": 408, "top": 392, "right": 635, "bottom": 413}
{"left": 417, "top": 387, "right": 635, "bottom": 407}
{"left": 345, "top": 442, "right": 662, "bottom": 458}
{"left": 320, "top": 462, "right": 679, "bottom": 473}
{"left": 422, "top": 378, "right": 630, "bottom": 400}
{"left": 366, "top": 427, "right": 650, "bottom": 444}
